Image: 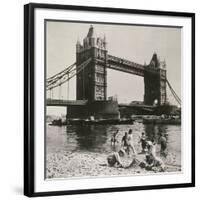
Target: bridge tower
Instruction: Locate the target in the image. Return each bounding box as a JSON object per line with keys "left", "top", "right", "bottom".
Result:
{"left": 144, "top": 53, "right": 167, "bottom": 105}
{"left": 76, "top": 25, "right": 107, "bottom": 102}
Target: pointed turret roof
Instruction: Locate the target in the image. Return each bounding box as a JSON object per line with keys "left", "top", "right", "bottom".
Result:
{"left": 87, "top": 25, "right": 96, "bottom": 38}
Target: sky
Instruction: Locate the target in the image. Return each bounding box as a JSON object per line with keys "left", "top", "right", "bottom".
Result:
{"left": 46, "top": 21, "right": 181, "bottom": 115}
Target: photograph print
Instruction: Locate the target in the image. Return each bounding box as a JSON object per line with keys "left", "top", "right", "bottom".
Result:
{"left": 45, "top": 21, "right": 182, "bottom": 179}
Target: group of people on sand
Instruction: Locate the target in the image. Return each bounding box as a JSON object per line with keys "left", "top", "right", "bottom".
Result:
{"left": 111, "top": 129, "right": 137, "bottom": 155}
{"left": 108, "top": 129, "right": 168, "bottom": 172}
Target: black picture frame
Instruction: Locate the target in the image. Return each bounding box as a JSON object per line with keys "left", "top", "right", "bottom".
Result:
{"left": 24, "top": 3, "right": 195, "bottom": 197}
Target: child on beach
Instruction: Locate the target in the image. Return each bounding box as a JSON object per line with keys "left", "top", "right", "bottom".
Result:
{"left": 121, "top": 132, "right": 128, "bottom": 148}
{"left": 107, "top": 148, "right": 126, "bottom": 168}
{"left": 111, "top": 130, "right": 119, "bottom": 146}
{"left": 159, "top": 134, "right": 168, "bottom": 156}
{"left": 146, "top": 139, "right": 156, "bottom": 157}
{"left": 121, "top": 129, "right": 137, "bottom": 155}
{"left": 126, "top": 129, "right": 137, "bottom": 155}
{"left": 144, "top": 139, "right": 165, "bottom": 171}
{"left": 139, "top": 132, "right": 147, "bottom": 153}
{"left": 107, "top": 148, "right": 140, "bottom": 168}
{"left": 143, "top": 153, "right": 165, "bottom": 172}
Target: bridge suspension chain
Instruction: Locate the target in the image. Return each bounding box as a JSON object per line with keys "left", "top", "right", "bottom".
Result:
{"left": 47, "top": 62, "right": 76, "bottom": 83}
{"left": 47, "top": 65, "right": 76, "bottom": 88}
{"left": 46, "top": 58, "right": 92, "bottom": 91}
{"left": 166, "top": 79, "right": 181, "bottom": 106}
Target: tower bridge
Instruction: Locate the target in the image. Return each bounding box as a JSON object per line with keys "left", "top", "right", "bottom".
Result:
{"left": 47, "top": 25, "right": 180, "bottom": 119}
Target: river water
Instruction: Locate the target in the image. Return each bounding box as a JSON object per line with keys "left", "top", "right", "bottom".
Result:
{"left": 46, "top": 122, "right": 181, "bottom": 167}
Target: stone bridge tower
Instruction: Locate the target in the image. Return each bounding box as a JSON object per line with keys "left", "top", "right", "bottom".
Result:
{"left": 76, "top": 25, "right": 107, "bottom": 102}
{"left": 144, "top": 53, "right": 167, "bottom": 105}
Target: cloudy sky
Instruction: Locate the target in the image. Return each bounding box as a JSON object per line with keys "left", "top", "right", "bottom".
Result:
{"left": 46, "top": 21, "right": 181, "bottom": 115}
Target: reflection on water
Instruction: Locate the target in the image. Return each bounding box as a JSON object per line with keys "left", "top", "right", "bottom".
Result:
{"left": 144, "top": 125, "right": 165, "bottom": 141}
{"left": 75, "top": 125, "right": 108, "bottom": 152}
{"left": 47, "top": 123, "right": 181, "bottom": 165}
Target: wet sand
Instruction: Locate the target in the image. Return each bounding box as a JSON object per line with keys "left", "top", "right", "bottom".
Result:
{"left": 46, "top": 150, "right": 181, "bottom": 179}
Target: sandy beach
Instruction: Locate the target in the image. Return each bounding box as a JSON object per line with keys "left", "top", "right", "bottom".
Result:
{"left": 46, "top": 122, "right": 181, "bottom": 179}
{"left": 46, "top": 149, "right": 181, "bottom": 179}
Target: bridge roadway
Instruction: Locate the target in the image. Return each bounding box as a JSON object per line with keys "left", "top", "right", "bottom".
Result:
{"left": 107, "top": 54, "right": 161, "bottom": 76}
{"left": 46, "top": 99, "right": 88, "bottom": 106}
{"left": 46, "top": 99, "right": 156, "bottom": 110}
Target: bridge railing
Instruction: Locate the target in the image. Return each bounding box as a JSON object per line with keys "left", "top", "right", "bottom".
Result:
{"left": 107, "top": 54, "right": 162, "bottom": 74}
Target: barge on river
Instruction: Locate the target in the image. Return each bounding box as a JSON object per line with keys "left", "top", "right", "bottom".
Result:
{"left": 50, "top": 118, "right": 135, "bottom": 126}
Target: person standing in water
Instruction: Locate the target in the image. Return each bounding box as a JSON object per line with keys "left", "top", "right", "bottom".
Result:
{"left": 139, "top": 132, "right": 147, "bottom": 153}
{"left": 111, "top": 129, "right": 119, "bottom": 146}
{"left": 126, "top": 129, "right": 137, "bottom": 155}
{"left": 121, "top": 132, "right": 128, "bottom": 148}
{"left": 146, "top": 139, "right": 156, "bottom": 157}
{"left": 159, "top": 134, "right": 168, "bottom": 156}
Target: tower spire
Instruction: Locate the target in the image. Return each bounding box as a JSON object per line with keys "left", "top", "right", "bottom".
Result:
{"left": 87, "top": 25, "right": 95, "bottom": 38}
{"left": 76, "top": 36, "right": 82, "bottom": 52}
